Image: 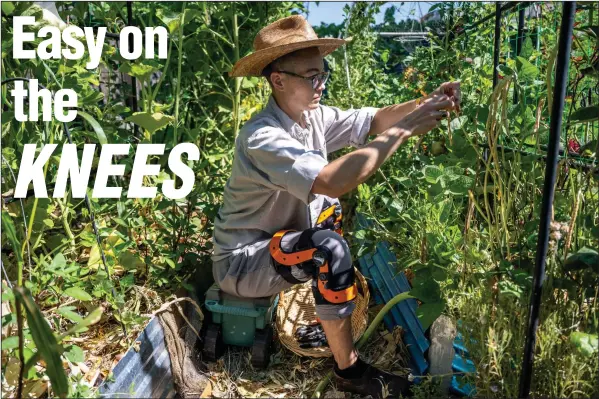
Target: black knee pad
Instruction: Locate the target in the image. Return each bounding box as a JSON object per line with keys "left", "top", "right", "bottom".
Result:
{"left": 310, "top": 247, "right": 356, "bottom": 306}
{"left": 296, "top": 230, "right": 357, "bottom": 306}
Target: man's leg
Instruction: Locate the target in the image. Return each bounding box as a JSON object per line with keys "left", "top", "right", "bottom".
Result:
{"left": 213, "top": 232, "right": 312, "bottom": 299}
{"left": 320, "top": 317, "right": 358, "bottom": 369}
{"left": 302, "top": 229, "right": 412, "bottom": 399}
{"left": 214, "top": 230, "right": 412, "bottom": 398}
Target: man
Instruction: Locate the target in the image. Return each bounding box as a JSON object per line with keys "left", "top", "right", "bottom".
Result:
{"left": 212, "top": 15, "right": 460, "bottom": 398}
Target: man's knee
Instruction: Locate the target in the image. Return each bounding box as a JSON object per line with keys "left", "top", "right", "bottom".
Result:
{"left": 310, "top": 230, "right": 352, "bottom": 270}
{"left": 316, "top": 301, "right": 356, "bottom": 321}
{"left": 270, "top": 228, "right": 357, "bottom": 306}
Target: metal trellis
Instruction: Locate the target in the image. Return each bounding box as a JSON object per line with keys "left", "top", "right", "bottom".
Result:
{"left": 518, "top": 2, "right": 577, "bottom": 397}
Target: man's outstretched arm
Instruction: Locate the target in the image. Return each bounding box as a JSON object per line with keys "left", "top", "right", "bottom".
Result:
{"left": 368, "top": 81, "right": 462, "bottom": 136}
{"left": 313, "top": 95, "right": 456, "bottom": 199}
{"left": 368, "top": 100, "right": 419, "bottom": 136}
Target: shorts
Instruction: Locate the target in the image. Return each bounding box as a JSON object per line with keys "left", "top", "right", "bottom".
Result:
{"left": 212, "top": 229, "right": 356, "bottom": 321}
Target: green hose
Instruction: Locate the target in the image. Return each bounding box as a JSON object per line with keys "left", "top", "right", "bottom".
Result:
{"left": 313, "top": 292, "right": 414, "bottom": 398}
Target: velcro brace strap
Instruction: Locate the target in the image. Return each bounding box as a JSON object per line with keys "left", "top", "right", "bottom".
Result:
{"left": 316, "top": 259, "right": 358, "bottom": 304}
{"left": 270, "top": 230, "right": 316, "bottom": 266}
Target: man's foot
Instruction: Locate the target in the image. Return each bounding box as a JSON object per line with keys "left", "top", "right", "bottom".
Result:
{"left": 333, "top": 358, "right": 412, "bottom": 399}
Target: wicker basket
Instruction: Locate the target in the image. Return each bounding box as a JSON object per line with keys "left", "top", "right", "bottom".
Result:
{"left": 275, "top": 269, "right": 370, "bottom": 358}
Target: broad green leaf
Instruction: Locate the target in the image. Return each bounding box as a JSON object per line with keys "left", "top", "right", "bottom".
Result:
{"left": 78, "top": 111, "right": 108, "bottom": 145}
{"left": 120, "top": 62, "right": 158, "bottom": 81}
{"left": 184, "top": 9, "right": 201, "bottom": 24}
{"left": 14, "top": 287, "right": 69, "bottom": 398}
{"left": 21, "top": 4, "right": 43, "bottom": 19}
{"left": 2, "top": 283, "right": 14, "bottom": 302}
{"left": 113, "top": 217, "right": 128, "bottom": 228}
{"left": 157, "top": 9, "right": 182, "bottom": 33}
{"left": 62, "top": 307, "right": 103, "bottom": 336}
{"left": 79, "top": 90, "right": 104, "bottom": 106}
{"left": 447, "top": 175, "right": 474, "bottom": 195}
{"left": 516, "top": 56, "right": 539, "bottom": 81}
{"left": 64, "top": 345, "right": 85, "bottom": 363}
{"left": 449, "top": 115, "right": 468, "bottom": 131}
{"left": 381, "top": 49, "right": 389, "bottom": 63}
{"left": 45, "top": 233, "right": 68, "bottom": 252}
{"left": 57, "top": 306, "right": 84, "bottom": 323}
{"left": 126, "top": 112, "right": 174, "bottom": 134}
{"left": 51, "top": 253, "right": 67, "bottom": 270}
{"left": 1, "top": 336, "right": 20, "bottom": 350}
{"left": 569, "top": 106, "right": 599, "bottom": 124}
{"left": 444, "top": 166, "right": 464, "bottom": 176}
{"left": 423, "top": 165, "right": 443, "bottom": 184}
{"left": 409, "top": 273, "right": 441, "bottom": 303}
{"left": 416, "top": 301, "right": 446, "bottom": 330}
{"left": 382, "top": 196, "right": 403, "bottom": 213}
{"left": 120, "top": 274, "right": 135, "bottom": 289}
{"left": 357, "top": 184, "right": 371, "bottom": 201}
{"left": 64, "top": 287, "right": 93, "bottom": 302}
{"left": 2, "top": 313, "right": 16, "bottom": 329}
{"left": 431, "top": 265, "right": 448, "bottom": 281}
{"left": 497, "top": 64, "right": 514, "bottom": 79}
{"left": 1, "top": 111, "right": 15, "bottom": 124}
{"left": 353, "top": 229, "right": 367, "bottom": 240}
{"left": 119, "top": 251, "right": 145, "bottom": 271}
{"left": 165, "top": 258, "right": 176, "bottom": 269}
{"left": 87, "top": 243, "right": 102, "bottom": 268}
{"left": 520, "top": 37, "right": 534, "bottom": 59}
{"left": 564, "top": 247, "right": 599, "bottom": 273}
{"left": 88, "top": 233, "right": 125, "bottom": 268}
{"left": 242, "top": 77, "right": 259, "bottom": 89}
{"left": 569, "top": 332, "right": 598, "bottom": 357}
{"left": 498, "top": 279, "right": 524, "bottom": 300}
{"left": 1, "top": 2, "right": 15, "bottom": 15}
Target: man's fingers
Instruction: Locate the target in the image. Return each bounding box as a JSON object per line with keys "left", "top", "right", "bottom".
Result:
{"left": 422, "top": 94, "right": 449, "bottom": 108}
{"left": 435, "top": 111, "right": 449, "bottom": 121}
{"left": 428, "top": 97, "right": 456, "bottom": 111}
{"left": 445, "top": 81, "right": 460, "bottom": 91}
{"left": 441, "top": 82, "right": 461, "bottom": 102}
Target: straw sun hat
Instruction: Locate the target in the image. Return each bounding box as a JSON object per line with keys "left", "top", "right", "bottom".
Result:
{"left": 230, "top": 15, "right": 347, "bottom": 77}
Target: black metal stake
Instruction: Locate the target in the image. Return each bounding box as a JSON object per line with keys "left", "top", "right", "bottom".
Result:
{"left": 493, "top": 3, "right": 502, "bottom": 89}
{"left": 518, "top": 2, "right": 576, "bottom": 398}
{"left": 514, "top": 5, "right": 526, "bottom": 104}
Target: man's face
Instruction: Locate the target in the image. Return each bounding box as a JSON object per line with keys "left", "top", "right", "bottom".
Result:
{"left": 271, "top": 48, "right": 326, "bottom": 112}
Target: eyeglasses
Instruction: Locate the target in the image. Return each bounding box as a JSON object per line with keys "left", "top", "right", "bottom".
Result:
{"left": 276, "top": 70, "right": 330, "bottom": 90}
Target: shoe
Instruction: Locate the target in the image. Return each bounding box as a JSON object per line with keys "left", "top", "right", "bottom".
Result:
{"left": 333, "top": 363, "right": 412, "bottom": 398}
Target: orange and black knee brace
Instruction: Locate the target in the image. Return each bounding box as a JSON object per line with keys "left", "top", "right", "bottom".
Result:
{"left": 270, "top": 229, "right": 357, "bottom": 305}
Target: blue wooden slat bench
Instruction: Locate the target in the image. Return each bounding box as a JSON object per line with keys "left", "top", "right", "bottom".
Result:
{"left": 354, "top": 212, "right": 476, "bottom": 396}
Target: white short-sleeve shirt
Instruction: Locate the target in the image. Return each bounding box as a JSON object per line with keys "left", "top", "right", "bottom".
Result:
{"left": 211, "top": 96, "right": 378, "bottom": 262}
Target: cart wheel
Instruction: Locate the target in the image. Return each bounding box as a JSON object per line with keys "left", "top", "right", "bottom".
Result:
{"left": 203, "top": 323, "right": 224, "bottom": 362}
{"left": 251, "top": 325, "right": 273, "bottom": 369}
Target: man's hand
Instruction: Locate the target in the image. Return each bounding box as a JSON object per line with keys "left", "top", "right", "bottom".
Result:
{"left": 432, "top": 81, "right": 461, "bottom": 111}
{"left": 397, "top": 94, "right": 456, "bottom": 137}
